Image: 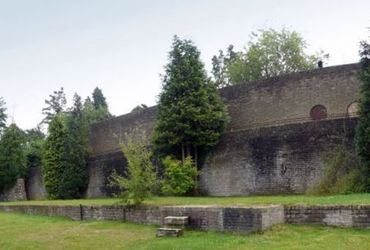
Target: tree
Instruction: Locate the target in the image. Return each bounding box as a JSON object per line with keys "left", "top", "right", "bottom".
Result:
{"left": 0, "top": 97, "right": 7, "bottom": 134}
{"left": 43, "top": 115, "right": 68, "bottom": 199}
{"left": 211, "top": 45, "right": 237, "bottom": 88}
{"left": 152, "top": 36, "right": 229, "bottom": 164}
{"left": 42, "top": 87, "right": 67, "bottom": 124}
{"left": 0, "top": 124, "right": 26, "bottom": 193}
{"left": 355, "top": 40, "right": 370, "bottom": 192}
{"left": 212, "top": 28, "right": 325, "bottom": 86}
{"left": 61, "top": 94, "right": 89, "bottom": 198}
{"left": 25, "top": 126, "right": 45, "bottom": 169}
{"left": 110, "top": 132, "right": 157, "bottom": 205}
{"left": 92, "top": 87, "right": 108, "bottom": 110}
{"left": 43, "top": 94, "right": 90, "bottom": 199}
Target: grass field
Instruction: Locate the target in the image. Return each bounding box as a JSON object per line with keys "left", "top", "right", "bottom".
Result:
{"left": 0, "top": 212, "right": 369, "bottom": 250}
{"left": 1, "top": 193, "right": 370, "bottom": 207}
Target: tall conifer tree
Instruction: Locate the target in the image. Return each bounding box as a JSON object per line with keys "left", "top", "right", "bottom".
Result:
{"left": 153, "top": 36, "right": 229, "bottom": 164}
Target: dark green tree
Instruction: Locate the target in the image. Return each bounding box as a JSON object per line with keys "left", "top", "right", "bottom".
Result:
{"left": 0, "top": 124, "right": 26, "bottom": 193}
{"left": 25, "top": 126, "right": 45, "bottom": 169}
{"left": 89, "top": 87, "right": 111, "bottom": 121}
{"left": 41, "top": 87, "right": 67, "bottom": 124}
{"left": 61, "top": 93, "right": 89, "bottom": 198}
{"left": 0, "top": 97, "right": 7, "bottom": 134}
{"left": 355, "top": 40, "right": 370, "bottom": 192}
{"left": 153, "top": 36, "right": 229, "bottom": 164}
{"left": 83, "top": 96, "right": 110, "bottom": 124}
{"left": 43, "top": 115, "right": 68, "bottom": 199}
{"left": 92, "top": 87, "right": 108, "bottom": 109}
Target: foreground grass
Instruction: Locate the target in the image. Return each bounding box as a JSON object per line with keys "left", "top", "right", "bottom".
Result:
{"left": 1, "top": 193, "right": 370, "bottom": 207}
{"left": 0, "top": 212, "right": 369, "bottom": 250}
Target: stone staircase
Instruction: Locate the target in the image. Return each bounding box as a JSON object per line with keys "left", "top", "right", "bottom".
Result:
{"left": 156, "top": 216, "right": 189, "bottom": 237}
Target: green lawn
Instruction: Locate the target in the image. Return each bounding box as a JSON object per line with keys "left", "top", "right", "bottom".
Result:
{"left": 1, "top": 193, "right": 370, "bottom": 207}
{"left": 0, "top": 212, "right": 369, "bottom": 250}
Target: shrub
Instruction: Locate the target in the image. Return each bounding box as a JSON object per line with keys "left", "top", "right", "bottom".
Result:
{"left": 308, "top": 146, "right": 365, "bottom": 195}
{"left": 161, "top": 156, "right": 198, "bottom": 196}
{"left": 110, "top": 133, "right": 157, "bottom": 206}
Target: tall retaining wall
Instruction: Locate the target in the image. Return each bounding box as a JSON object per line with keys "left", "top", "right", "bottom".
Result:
{"left": 86, "top": 64, "right": 361, "bottom": 197}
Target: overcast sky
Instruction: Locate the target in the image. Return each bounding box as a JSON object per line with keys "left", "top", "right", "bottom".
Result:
{"left": 1, "top": 0, "right": 370, "bottom": 130}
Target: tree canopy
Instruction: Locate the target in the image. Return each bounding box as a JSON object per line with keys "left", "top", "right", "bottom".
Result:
{"left": 212, "top": 28, "right": 325, "bottom": 87}
{"left": 41, "top": 87, "right": 67, "bottom": 124}
{"left": 0, "top": 124, "right": 26, "bottom": 193}
{"left": 153, "top": 36, "right": 229, "bottom": 164}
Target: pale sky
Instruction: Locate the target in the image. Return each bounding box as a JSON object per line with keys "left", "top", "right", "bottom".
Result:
{"left": 1, "top": 0, "right": 369, "bottom": 130}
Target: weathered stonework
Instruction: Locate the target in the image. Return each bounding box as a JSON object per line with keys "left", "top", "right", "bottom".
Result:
{"left": 86, "top": 64, "right": 361, "bottom": 197}
{"left": 284, "top": 205, "right": 370, "bottom": 228}
{"left": 0, "top": 179, "right": 27, "bottom": 202}
{"left": 0, "top": 204, "right": 284, "bottom": 233}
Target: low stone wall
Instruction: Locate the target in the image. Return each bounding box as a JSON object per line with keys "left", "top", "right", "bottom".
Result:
{"left": 1, "top": 204, "right": 369, "bottom": 233}
{"left": 284, "top": 205, "right": 370, "bottom": 227}
{"left": 0, "top": 179, "right": 27, "bottom": 202}
{"left": 0, "top": 204, "right": 284, "bottom": 233}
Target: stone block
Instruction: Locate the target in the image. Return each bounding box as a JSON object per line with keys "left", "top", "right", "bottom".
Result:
{"left": 164, "top": 216, "right": 189, "bottom": 227}
{"left": 156, "top": 228, "right": 183, "bottom": 237}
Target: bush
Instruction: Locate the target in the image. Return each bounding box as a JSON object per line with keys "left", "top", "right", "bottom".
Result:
{"left": 110, "top": 133, "right": 157, "bottom": 206}
{"left": 161, "top": 156, "right": 198, "bottom": 196}
{"left": 307, "top": 146, "right": 365, "bottom": 195}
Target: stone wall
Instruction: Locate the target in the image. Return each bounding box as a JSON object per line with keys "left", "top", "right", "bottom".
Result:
{"left": 201, "top": 118, "right": 357, "bottom": 195}
{"left": 284, "top": 205, "right": 370, "bottom": 227}
{"left": 86, "top": 64, "right": 362, "bottom": 197}
{"left": 0, "top": 204, "right": 284, "bottom": 233}
{"left": 0, "top": 179, "right": 27, "bottom": 201}
{"left": 1, "top": 204, "right": 369, "bottom": 232}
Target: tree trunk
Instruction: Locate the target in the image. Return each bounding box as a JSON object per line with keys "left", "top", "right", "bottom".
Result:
{"left": 194, "top": 145, "right": 198, "bottom": 168}
{"left": 186, "top": 142, "right": 191, "bottom": 159}
{"left": 181, "top": 143, "right": 185, "bottom": 164}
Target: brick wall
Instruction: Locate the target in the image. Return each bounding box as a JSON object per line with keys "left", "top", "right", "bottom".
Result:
{"left": 0, "top": 204, "right": 284, "bottom": 233}
{"left": 85, "top": 64, "right": 362, "bottom": 197}
{"left": 284, "top": 205, "right": 370, "bottom": 227}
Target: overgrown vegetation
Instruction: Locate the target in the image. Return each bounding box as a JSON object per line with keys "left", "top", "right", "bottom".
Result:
{"left": 110, "top": 132, "right": 157, "bottom": 205}
{"left": 212, "top": 28, "right": 326, "bottom": 87}
{"left": 308, "top": 147, "right": 364, "bottom": 195}
{"left": 161, "top": 156, "right": 198, "bottom": 196}
{"left": 355, "top": 39, "right": 370, "bottom": 192}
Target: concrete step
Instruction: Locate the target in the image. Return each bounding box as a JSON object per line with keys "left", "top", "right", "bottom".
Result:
{"left": 156, "top": 227, "right": 183, "bottom": 237}
{"left": 164, "top": 216, "right": 189, "bottom": 227}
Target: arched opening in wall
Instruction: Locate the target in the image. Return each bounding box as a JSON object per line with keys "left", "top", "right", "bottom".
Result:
{"left": 347, "top": 101, "right": 359, "bottom": 117}
{"left": 310, "top": 105, "right": 327, "bottom": 120}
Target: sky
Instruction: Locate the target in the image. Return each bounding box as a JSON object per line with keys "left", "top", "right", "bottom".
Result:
{"left": 1, "top": 0, "right": 370, "bottom": 130}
